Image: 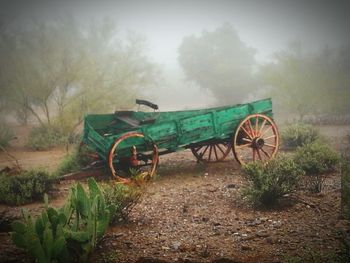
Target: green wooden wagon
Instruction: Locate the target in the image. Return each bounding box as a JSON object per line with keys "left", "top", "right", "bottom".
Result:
{"left": 81, "top": 98, "right": 279, "bottom": 183}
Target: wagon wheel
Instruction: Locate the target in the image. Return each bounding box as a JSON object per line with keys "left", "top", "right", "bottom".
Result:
{"left": 108, "top": 132, "right": 159, "bottom": 184}
{"left": 233, "top": 114, "right": 279, "bottom": 165}
{"left": 78, "top": 141, "right": 101, "bottom": 167}
{"left": 191, "top": 141, "right": 231, "bottom": 163}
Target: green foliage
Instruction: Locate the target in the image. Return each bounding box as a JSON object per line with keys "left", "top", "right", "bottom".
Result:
{"left": 27, "top": 125, "right": 68, "bottom": 150}
{"left": 0, "top": 16, "right": 156, "bottom": 129}
{"left": 12, "top": 203, "right": 70, "bottom": 263}
{"left": 261, "top": 43, "right": 350, "bottom": 118}
{"left": 178, "top": 23, "right": 257, "bottom": 104}
{"left": 100, "top": 182, "right": 143, "bottom": 222}
{"left": 242, "top": 155, "right": 303, "bottom": 206}
{"left": 55, "top": 143, "right": 98, "bottom": 177}
{"left": 294, "top": 141, "right": 340, "bottom": 175}
{"left": 0, "top": 123, "right": 14, "bottom": 147}
{"left": 341, "top": 156, "right": 350, "bottom": 219}
{"left": 11, "top": 178, "right": 115, "bottom": 263}
{"left": 55, "top": 152, "right": 81, "bottom": 177}
{"left": 281, "top": 122, "right": 320, "bottom": 148}
{"left": 0, "top": 170, "right": 55, "bottom": 205}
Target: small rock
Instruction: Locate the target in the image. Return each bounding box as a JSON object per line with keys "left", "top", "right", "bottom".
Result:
{"left": 266, "top": 237, "right": 278, "bottom": 244}
{"left": 172, "top": 241, "right": 181, "bottom": 250}
{"left": 204, "top": 172, "right": 209, "bottom": 176}
{"left": 226, "top": 184, "right": 236, "bottom": 189}
{"left": 162, "top": 246, "right": 170, "bottom": 250}
{"left": 256, "top": 231, "right": 269, "bottom": 238}
{"left": 241, "top": 233, "right": 248, "bottom": 237}
{"left": 241, "top": 244, "right": 252, "bottom": 251}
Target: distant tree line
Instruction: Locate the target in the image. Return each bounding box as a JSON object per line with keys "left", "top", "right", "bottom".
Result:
{"left": 0, "top": 15, "right": 157, "bottom": 132}
{"left": 178, "top": 23, "right": 350, "bottom": 120}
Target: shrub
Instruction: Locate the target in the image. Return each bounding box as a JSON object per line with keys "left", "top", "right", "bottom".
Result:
{"left": 0, "top": 123, "right": 14, "bottom": 148}
{"left": 0, "top": 170, "right": 55, "bottom": 205}
{"left": 281, "top": 122, "right": 320, "bottom": 149}
{"left": 341, "top": 156, "right": 350, "bottom": 219}
{"left": 27, "top": 125, "right": 68, "bottom": 150}
{"left": 242, "top": 154, "right": 303, "bottom": 206}
{"left": 55, "top": 144, "right": 97, "bottom": 177}
{"left": 294, "top": 141, "right": 340, "bottom": 175}
{"left": 100, "top": 182, "right": 143, "bottom": 222}
{"left": 55, "top": 151, "right": 82, "bottom": 177}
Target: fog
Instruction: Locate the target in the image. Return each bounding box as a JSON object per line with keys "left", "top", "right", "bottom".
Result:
{"left": 1, "top": 0, "right": 349, "bottom": 113}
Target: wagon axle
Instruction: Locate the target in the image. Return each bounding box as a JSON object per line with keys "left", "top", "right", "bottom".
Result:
{"left": 252, "top": 137, "right": 265, "bottom": 149}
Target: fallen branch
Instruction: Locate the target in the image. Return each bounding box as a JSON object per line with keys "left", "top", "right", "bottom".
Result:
{"left": 0, "top": 145, "right": 21, "bottom": 172}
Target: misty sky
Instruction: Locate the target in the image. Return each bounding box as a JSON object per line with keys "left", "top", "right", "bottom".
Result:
{"left": 2, "top": 0, "right": 350, "bottom": 67}
{"left": 1, "top": 0, "right": 350, "bottom": 109}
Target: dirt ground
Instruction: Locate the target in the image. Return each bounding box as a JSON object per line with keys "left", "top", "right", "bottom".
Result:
{"left": 0, "top": 125, "right": 349, "bottom": 262}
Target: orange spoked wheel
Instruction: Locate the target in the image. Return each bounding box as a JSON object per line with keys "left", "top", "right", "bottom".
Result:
{"left": 108, "top": 132, "right": 159, "bottom": 184}
{"left": 233, "top": 114, "right": 279, "bottom": 165}
{"left": 191, "top": 141, "right": 231, "bottom": 163}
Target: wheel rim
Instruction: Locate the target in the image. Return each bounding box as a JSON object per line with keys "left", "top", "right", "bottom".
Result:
{"left": 108, "top": 132, "right": 159, "bottom": 183}
{"left": 233, "top": 114, "right": 279, "bottom": 165}
{"left": 191, "top": 141, "right": 231, "bottom": 163}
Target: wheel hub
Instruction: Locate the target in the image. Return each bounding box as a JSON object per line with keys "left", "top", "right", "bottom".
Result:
{"left": 252, "top": 137, "right": 265, "bottom": 149}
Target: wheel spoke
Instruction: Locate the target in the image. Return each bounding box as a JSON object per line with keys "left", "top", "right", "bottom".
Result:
{"left": 241, "top": 125, "right": 253, "bottom": 140}
{"left": 208, "top": 146, "right": 213, "bottom": 161}
{"left": 260, "top": 125, "right": 272, "bottom": 137}
{"left": 246, "top": 119, "right": 255, "bottom": 137}
{"left": 201, "top": 145, "right": 210, "bottom": 157}
{"left": 236, "top": 143, "right": 251, "bottom": 149}
{"left": 213, "top": 145, "right": 219, "bottom": 161}
{"left": 263, "top": 134, "right": 276, "bottom": 140}
{"left": 216, "top": 144, "right": 226, "bottom": 155}
{"left": 242, "top": 137, "right": 252, "bottom": 142}
{"left": 255, "top": 116, "right": 259, "bottom": 136}
{"left": 264, "top": 143, "right": 277, "bottom": 148}
{"left": 257, "top": 149, "right": 262, "bottom": 161}
{"left": 258, "top": 119, "right": 267, "bottom": 136}
{"left": 194, "top": 146, "right": 202, "bottom": 154}
{"left": 261, "top": 148, "right": 270, "bottom": 158}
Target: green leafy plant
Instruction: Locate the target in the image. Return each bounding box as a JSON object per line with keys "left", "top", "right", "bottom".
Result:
{"left": 281, "top": 122, "right": 320, "bottom": 149}
{"left": 242, "top": 154, "right": 303, "bottom": 206}
{"left": 11, "top": 178, "right": 116, "bottom": 263}
{"left": 294, "top": 141, "right": 340, "bottom": 175}
{"left": 27, "top": 125, "right": 68, "bottom": 150}
{"left": 0, "top": 170, "right": 55, "bottom": 205}
{"left": 100, "top": 182, "right": 143, "bottom": 222}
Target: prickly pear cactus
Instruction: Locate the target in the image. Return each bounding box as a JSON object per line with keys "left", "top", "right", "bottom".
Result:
{"left": 11, "top": 201, "right": 70, "bottom": 263}
{"left": 11, "top": 178, "right": 115, "bottom": 263}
